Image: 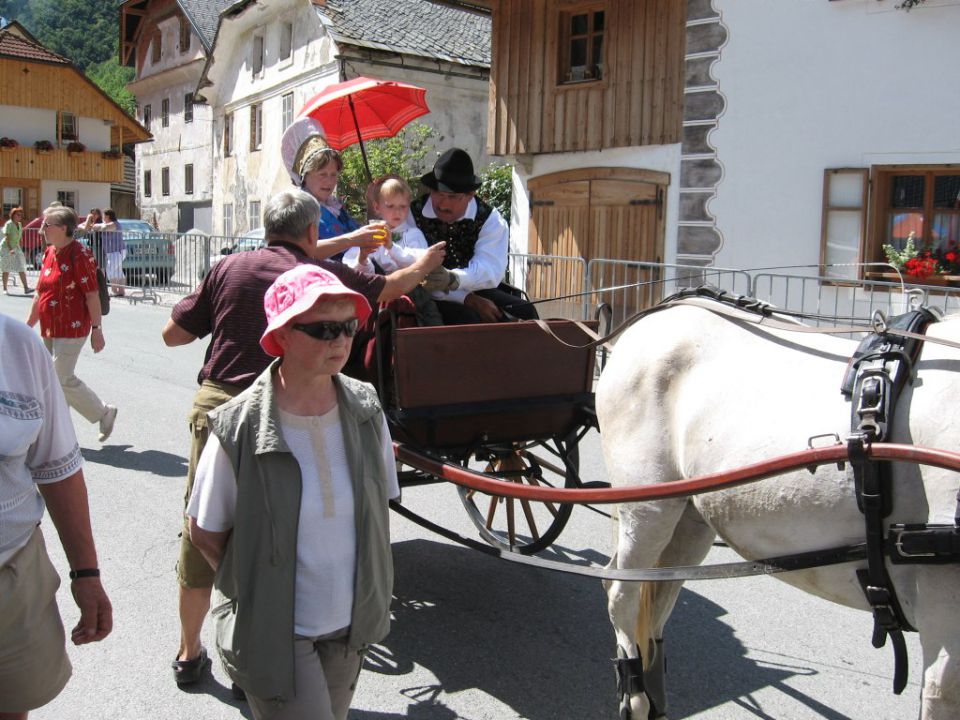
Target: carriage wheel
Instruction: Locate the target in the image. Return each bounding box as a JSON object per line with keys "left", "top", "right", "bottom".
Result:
{"left": 456, "top": 433, "right": 579, "bottom": 555}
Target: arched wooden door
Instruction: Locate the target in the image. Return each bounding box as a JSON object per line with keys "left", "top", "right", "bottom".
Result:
{"left": 527, "top": 168, "right": 668, "bottom": 317}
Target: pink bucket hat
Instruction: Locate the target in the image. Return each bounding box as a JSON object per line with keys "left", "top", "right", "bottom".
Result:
{"left": 260, "top": 264, "right": 372, "bottom": 357}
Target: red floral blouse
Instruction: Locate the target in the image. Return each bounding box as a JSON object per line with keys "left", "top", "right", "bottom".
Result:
{"left": 36, "top": 241, "right": 98, "bottom": 339}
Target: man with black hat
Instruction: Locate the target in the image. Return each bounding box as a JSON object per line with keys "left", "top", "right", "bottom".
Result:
{"left": 412, "top": 148, "right": 537, "bottom": 324}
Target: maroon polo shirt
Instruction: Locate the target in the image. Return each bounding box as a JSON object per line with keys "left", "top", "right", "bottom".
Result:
{"left": 172, "top": 242, "right": 385, "bottom": 388}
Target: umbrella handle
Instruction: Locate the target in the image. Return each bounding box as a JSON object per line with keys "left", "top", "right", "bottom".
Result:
{"left": 347, "top": 95, "right": 373, "bottom": 184}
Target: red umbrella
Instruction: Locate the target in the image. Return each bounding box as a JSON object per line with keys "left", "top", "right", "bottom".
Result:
{"left": 298, "top": 76, "right": 430, "bottom": 180}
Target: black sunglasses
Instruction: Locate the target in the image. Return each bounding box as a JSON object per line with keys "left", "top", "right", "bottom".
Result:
{"left": 291, "top": 318, "right": 360, "bottom": 341}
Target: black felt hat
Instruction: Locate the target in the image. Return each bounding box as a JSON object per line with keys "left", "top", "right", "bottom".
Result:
{"left": 421, "top": 148, "right": 481, "bottom": 193}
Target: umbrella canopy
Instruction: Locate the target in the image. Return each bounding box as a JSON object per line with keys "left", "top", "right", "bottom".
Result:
{"left": 297, "top": 76, "right": 430, "bottom": 152}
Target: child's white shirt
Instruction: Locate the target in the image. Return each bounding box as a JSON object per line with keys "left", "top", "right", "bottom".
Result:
{"left": 343, "top": 223, "right": 428, "bottom": 275}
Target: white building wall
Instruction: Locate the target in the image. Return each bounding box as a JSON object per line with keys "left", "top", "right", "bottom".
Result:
{"left": 40, "top": 181, "right": 111, "bottom": 216}
{"left": 1, "top": 105, "right": 110, "bottom": 151}
{"left": 708, "top": 0, "right": 960, "bottom": 272}
{"left": 129, "top": 11, "right": 212, "bottom": 232}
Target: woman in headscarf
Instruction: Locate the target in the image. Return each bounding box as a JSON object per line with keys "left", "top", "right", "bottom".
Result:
{"left": 280, "top": 118, "right": 386, "bottom": 262}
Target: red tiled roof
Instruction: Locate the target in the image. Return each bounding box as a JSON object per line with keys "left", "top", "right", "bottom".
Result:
{"left": 0, "top": 29, "right": 70, "bottom": 65}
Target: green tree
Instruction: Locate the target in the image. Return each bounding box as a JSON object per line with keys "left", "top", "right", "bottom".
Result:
{"left": 88, "top": 57, "right": 135, "bottom": 115}
{"left": 479, "top": 162, "right": 514, "bottom": 224}
{"left": 339, "top": 123, "right": 439, "bottom": 220}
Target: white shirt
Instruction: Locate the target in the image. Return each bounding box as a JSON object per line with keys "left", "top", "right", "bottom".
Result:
{"left": 0, "top": 316, "right": 84, "bottom": 565}
{"left": 343, "top": 225, "right": 428, "bottom": 275}
{"left": 188, "top": 405, "right": 399, "bottom": 636}
{"left": 418, "top": 196, "right": 509, "bottom": 304}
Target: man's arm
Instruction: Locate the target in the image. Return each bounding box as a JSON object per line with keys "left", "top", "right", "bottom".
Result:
{"left": 188, "top": 518, "right": 230, "bottom": 571}
{"left": 39, "top": 470, "right": 113, "bottom": 645}
{"left": 162, "top": 318, "right": 198, "bottom": 346}
{"left": 378, "top": 242, "right": 446, "bottom": 302}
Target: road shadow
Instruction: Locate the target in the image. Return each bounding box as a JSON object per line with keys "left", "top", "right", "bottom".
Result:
{"left": 81, "top": 443, "right": 187, "bottom": 477}
{"left": 372, "top": 539, "right": 843, "bottom": 720}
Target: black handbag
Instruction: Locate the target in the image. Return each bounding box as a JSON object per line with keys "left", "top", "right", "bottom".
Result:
{"left": 96, "top": 266, "right": 110, "bottom": 316}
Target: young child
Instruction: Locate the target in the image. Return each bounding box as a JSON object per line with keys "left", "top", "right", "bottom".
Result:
{"left": 344, "top": 176, "right": 443, "bottom": 326}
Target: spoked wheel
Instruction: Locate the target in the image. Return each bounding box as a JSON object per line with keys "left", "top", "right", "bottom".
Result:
{"left": 456, "top": 433, "right": 580, "bottom": 555}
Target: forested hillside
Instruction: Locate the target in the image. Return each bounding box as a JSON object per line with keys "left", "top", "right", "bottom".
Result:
{"left": 0, "top": 0, "right": 135, "bottom": 114}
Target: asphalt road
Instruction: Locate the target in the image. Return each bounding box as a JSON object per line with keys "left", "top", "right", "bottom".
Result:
{"left": 0, "top": 286, "right": 923, "bottom": 720}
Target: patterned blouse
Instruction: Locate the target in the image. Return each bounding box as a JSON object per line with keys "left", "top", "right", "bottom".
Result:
{"left": 36, "top": 241, "right": 98, "bottom": 339}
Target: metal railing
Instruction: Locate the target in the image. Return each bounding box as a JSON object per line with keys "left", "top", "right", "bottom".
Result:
{"left": 507, "top": 253, "right": 589, "bottom": 320}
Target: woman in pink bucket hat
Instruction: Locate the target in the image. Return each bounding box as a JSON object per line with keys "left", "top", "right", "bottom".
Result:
{"left": 186, "top": 264, "right": 398, "bottom": 720}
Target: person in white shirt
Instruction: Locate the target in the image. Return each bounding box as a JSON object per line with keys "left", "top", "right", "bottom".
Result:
{"left": 0, "top": 315, "right": 112, "bottom": 718}
{"left": 344, "top": 176, "right": 442, "bottom": 326}
{"left": 410, "top": 148, "right": 538, "bottom": 324}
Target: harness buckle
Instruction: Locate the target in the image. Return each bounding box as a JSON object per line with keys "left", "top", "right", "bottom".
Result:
{"left": 891, "top": 528, "right": 937, "bottom": 559}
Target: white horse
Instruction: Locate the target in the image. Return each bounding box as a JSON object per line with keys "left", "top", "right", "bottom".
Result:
{"left": 597, "top": 300, "right": 960, "bottom": 720}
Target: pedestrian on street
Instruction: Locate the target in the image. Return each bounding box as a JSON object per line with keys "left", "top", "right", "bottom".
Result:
{"left": 161, "top": 188, "right": 444, "bottom": 688}
{"left": 188, "top": 264, "right": 397, "bottom": 720}
{"left": 26, "top": 206, "right": 117, "bottom": 443}
{"left": 0, "top": 314, "right": 113, "bottom": 719}
{"left": 2, "top": 207, "right": 33, "bottom": 295}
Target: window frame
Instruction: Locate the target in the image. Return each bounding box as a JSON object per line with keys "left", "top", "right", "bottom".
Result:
{"left": 249, "top": 103, "right": 263, "bottom": 152}
{"left": 56, "top": 190, "right": 76, "bottom": 209}
{"left": 144, "top": 170, "right": 152, "bottom": 198}
{"left": 279, "top": 22, "right": 293, "bottom": 63}
{"left": 161, "top": 98, "right": 170, "bottom": 128}
{"left": 558, "top": 3, "right": 606, "bottom": 86}
{"left": 58, "top": 111, "right": 78, "bottom": 143}
{"left": 223, "top": 203, "right": 234, "bottom": 237}
{"left": 248, "top": 200, "right": 261, "bottom": 232}
{"left": 223, "top": 112, "right": 233, "bottom": 157}
{"left": 179, "top": 16, "right": 191, "bottom": 53}
{"left": 282, "top": 92, "right": 294, "bottom": 131}
{"left": 184, "top": 92, "right": 193, "bottom": 124}
{"left": 252, "top": 34, "right": 264, "bottom": 76}
{"left": 184, "top": 163, "right": 194, "bottom": 195}
{"left": 161, "top": 166, "right": 170, "bottom": 197}
{"left": 152, "top": 32, "right": 161, "bottom": 64}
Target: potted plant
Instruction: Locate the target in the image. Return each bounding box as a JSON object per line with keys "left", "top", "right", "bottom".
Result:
{"left": 34, "top": 140, "right": 54, "bottom": 154}
{"left": 101, "top": 149, "right": 122, "bottom": 159}
{"left": 0, "top": 137, "right": 18, "bottom": 151}
{"left": 882, "top": 231, "right": 957, "bottom": 285}
{"left": 66, "top": 140, "right": 86, "bottom": 154}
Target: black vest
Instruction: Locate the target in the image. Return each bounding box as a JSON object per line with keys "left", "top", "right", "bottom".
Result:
{"left": 411, "top": 195, "right": 494, "bottom": 271}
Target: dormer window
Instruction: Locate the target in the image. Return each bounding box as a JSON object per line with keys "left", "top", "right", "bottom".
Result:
{"left": 560, "top": 6, "right": 604, "bottom": 84}
{"left": 152, "top": 32, "right": 161, "bottom": 63}
{"left": 179, "top": 16, "right": 191, "bottom": 53}
{"left": 280, "top": 22, "right": 293, "bottom": 62}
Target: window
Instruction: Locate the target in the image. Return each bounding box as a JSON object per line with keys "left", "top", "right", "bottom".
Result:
{"left": 223, "top": 113, "right": 233, "bottom": 156}
{"left": 559, "top": 6, "right": 605, "bottom": 84}
{"left": 184, "top": 92, "right": 193, "bottom": 124}
{"left": 252, "top": 34, "right": 264, "bottom": 76}
{"left": 279, "top": 22, "right": 292, "bottom": 62}
{"left": 184, "top": 164, "right": 194, "bottom": 195}
{"left": 249, "top": 103, "right": 263, "bottom": 151}
{"left": 56, "top": 190, "right": 76, "bottom": 209}
{"left": 179, "top": 16, "right": 191, "bottom": 53}
{"left": 248, "top": 200, "right": 261, "bottom": 231}
{"left": 3, "top": 188, "right": 23, "bottom": 219}
{"left": 161, "top": 98, "right": 169, "bottom": 128}
{"left": 161, "top": 167, "right": 170, "bottom": 196}
{"left": 152, "top": 33, "right": 161, "bottom": 63}
{"left": 144, "top": 170, "right": 152, "bottom": 198}
{"left": 282, "top": 92, "right": 294, "bottom": 131}
{"left": 820, "top": 165, "right": 960, "bottom": 281}
{"left": 59, "top": 111, "right": 78, "bottom": 142}
{"left": 143, "top": 104, "right": 152, "bottom": 132}
{"left": 223, "top": 203, "right": 234, "bottom": 237}
{"left": 872, "top": 167, "right": 960, "bottom": 271}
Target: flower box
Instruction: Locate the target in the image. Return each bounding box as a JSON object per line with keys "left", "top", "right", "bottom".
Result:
{"left": 867, "top": 271, "right": 960, "bottom": 288}
{"left": 34, "top": 140, "right": 54, "bottom": 154}
{"left": 0, "top": 137, "right": 18, "bottom": 151}
{"left": 66, "top": 141, "right": 86, "bottom": 154}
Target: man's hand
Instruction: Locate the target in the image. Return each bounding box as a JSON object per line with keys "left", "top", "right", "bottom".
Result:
{"left": 421, "top": 243, "right": 446, "bottom": 272}
{"left": 378, "top": 242, "right": 446, "bottom": 302}
{"left": 464, "top": 293, "right": 503, "bottom": 323}
{"left": 350, "top": 223, "right": 389, "bottom": 251}
{"left": 70, "top": 577, "right": 113, "bottom": 645}
{"left": 421, "top": 267, "right": 459, "bottom": 293}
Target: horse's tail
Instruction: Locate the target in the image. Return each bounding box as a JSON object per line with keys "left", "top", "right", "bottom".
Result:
{"left": 635, "top": 581, "right": 656, "bottom": 669}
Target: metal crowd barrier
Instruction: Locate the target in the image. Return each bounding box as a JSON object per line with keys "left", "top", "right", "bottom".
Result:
{"left": 507, "top": 253, "right": 589, "bottom": 320}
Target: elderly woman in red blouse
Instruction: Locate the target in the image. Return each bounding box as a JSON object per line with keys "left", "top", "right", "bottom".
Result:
{"left": 26, "top": 206, "right": 117, "bottom": 442}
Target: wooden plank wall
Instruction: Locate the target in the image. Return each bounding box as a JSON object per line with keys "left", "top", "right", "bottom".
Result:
{"left": 489, "top": 0, "right": 686, "bottom": 156}
{"left": 0, "top": 59, "right": 148, "bottom": 142}
{"left": 0, "top": 147, "right": 124, "bottom": 184}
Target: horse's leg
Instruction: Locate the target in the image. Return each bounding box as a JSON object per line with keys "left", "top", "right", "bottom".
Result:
{"left": 606, "top": 498, "right": 688, "bottom": 720}
{"left": 915, "top": 566, "right": 960, "bottom": 719}
{"left": 636, "top": 502, "right": 717, "bottom": 718}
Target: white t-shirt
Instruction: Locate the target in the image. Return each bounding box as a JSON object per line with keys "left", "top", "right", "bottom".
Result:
{"left": 0, "top": 315, "right": 84, "bottom": 566}
{"left": 188, "top": 403, "right": 399, "bottom": 636}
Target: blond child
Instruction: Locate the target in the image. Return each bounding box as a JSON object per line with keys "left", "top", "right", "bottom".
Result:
{"left": 344, "top": 176, "right": 442, "bottom": 325}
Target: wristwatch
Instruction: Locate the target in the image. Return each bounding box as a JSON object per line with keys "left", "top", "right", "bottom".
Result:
{"left": 91, "top": 325, "right": 101, "bottom": 330}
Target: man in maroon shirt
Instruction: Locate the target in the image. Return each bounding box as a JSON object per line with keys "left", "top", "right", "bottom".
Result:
{"left": 161, "top": 189, "right": 444, "bottom": 686}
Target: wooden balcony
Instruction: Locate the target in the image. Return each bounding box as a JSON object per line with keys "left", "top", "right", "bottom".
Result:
{"left": 0, "top": 145, "right": 124, "bottom": 183}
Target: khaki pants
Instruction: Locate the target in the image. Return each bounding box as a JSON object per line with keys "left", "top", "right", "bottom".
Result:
{"left": 0, "top": 528, "right": 72, "bottom": 713}
{"left": 43, "top": 336, "right": 106, "bottom": 424}
{"left": 246, "top": 629, "right": 364, "bottom": 720}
